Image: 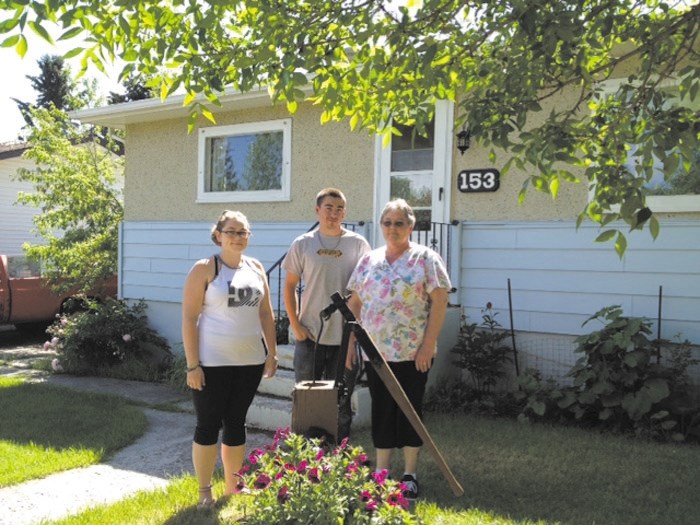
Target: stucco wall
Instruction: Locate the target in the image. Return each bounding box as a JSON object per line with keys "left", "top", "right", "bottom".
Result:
{"left": 450, "top": 87, "right": 590, "bottom": 222}
{"left": 123, "top": 103, "right": 375, "bottom": 223}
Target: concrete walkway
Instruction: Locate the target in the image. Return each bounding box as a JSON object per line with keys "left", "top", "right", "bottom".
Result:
{"left": 0, "top": 374, "right": 273, "bottom": 525}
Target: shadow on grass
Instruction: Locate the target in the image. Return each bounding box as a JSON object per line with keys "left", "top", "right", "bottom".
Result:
{"left": 352, "top": 412, "right": 700, "bottom": 525}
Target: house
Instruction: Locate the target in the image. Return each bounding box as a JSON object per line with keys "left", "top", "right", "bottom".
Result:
{"left": 70, "top": 84, "right": 700, "bottom": 385}
{"left": 0, "top": 141, "right": 42, "bottom": 255}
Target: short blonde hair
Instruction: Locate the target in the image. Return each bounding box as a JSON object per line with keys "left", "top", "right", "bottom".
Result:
{"left": 210, "top": 210, "right": 250, "bottom": 246}
{"left": 380, "top": 199, "right": 416, "bottom": 227}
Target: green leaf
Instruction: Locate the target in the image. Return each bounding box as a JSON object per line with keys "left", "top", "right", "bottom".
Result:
{"left": 595, "top": 230, "right": 616, "bottom": 243}
{"left": 644, "top": 378, "right": 670, "bottom": 403}
{"left": 531, "top": 400, "right": 546, "bottom": 416}
{"left": 615, "top": 233, "right": 627, "bottom": 258}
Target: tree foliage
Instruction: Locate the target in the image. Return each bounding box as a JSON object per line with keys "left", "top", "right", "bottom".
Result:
{"left": 2, "top": 0, "right": 699, "bottom": 254}
{"left": 12, "top": 53, "right": 98, "bottom": 133}
{"left": 14, "top": 106, "right": 123, "bottom": 294}
{"left": 107, "top": 73, "right": 154, "bottom": 105}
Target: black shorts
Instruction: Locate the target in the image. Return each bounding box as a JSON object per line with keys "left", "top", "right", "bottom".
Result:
{"left": 192, "top": 364, "right": 264, "bottom": 446}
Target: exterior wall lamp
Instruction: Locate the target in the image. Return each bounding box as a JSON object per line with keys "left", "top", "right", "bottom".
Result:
{"left": 456, "top": 126, "right": 471, "bottom": 155}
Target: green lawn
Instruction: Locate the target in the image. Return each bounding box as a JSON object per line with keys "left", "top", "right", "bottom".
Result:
{"left": 3, "top": 375, "right": 699, "bottom": 524}
{"left": 0, "top": 376, "right": 147, "bottom": 486}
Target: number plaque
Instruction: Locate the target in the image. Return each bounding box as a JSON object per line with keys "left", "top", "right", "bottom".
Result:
{"left": 457, "top": 169, "right": 500, "bottom": 193}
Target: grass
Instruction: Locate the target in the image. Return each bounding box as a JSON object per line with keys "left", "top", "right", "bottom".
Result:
{"left": 40, "top": 412, "right": 700, "bottom": 525}
{"left": 0, "top": 376, "right": 147, "bottom": 487}
{"left": 3, "top": 373, "right": 699, "bottom": 524}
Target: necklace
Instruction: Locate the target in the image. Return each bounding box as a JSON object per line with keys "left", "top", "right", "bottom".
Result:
{"left": 317, "top": 231, "right": 343, "bottom": 258}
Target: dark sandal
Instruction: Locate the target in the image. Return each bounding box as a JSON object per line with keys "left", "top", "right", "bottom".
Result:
{"left": 197, "top": 484, "right": 215, "bottom": 508}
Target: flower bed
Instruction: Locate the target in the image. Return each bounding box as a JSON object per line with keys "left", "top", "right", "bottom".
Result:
{"left": 236, "top": 428, "right": 420, "bottom": 524}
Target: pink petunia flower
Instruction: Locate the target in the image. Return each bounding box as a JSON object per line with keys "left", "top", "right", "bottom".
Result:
{"left": 254, "top": 473, "right": 272, "bottom": 489}
{"left": 308, "top": 467, "right": 321, "bottom": 484}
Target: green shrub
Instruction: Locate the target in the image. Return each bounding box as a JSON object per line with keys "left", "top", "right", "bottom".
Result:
{"left": 425, "top": 378, "right": 522, "bottom": 417}
{"left": 163, "top": 350, "right": 189, "bottom": 393}
{"left": 46, "top": 297, "right": 172, "bottom": 381}
{"left": 450, "top": 303, "right": 513, "bottom": 394}
{"left": 516, "top": 305, "right": 700, "bottom": 442}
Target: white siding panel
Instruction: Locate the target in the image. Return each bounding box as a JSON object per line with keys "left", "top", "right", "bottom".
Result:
{"left": 458, "top": 220, "right": 700, "bottom": 343}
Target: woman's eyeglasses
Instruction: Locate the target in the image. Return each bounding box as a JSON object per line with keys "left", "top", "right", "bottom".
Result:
{"left": 381, "top": 220, "right": 407, "bottom": 228}
{"left": 221, "top": 230, "right": 251, "bottom": 238}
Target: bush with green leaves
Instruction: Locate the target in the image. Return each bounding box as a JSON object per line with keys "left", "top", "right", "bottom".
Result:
{"left": 236, "top": 428, "right": 420, "bottom": 525}
{"left": 517, "top": 305, "right": 700, "bottom": 442}
{"left": 45, "top": 297, "right": 172, "bottom": 381}
{"left": 450, "top": 303, "right": 513, "bottom": 394}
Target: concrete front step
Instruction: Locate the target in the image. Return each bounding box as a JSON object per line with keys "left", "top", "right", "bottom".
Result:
{"left": 250, "top": 343, "right": 371, "bottom": 432}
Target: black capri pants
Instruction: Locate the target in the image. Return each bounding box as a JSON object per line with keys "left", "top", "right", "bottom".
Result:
{"left": 192, "top": 364, "right": 264, "bottom": 447}
{"left": 366, "top": 360, "right": 430, "bottom": 449}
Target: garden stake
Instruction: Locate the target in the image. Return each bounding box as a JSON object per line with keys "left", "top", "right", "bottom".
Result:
{"left": 656, "top": 285, "right": 663, "bottom": 364}
{"left": 507, "top": 278, "right": 520, "bottom": 376}
{"left": 326, "top": 291, "right": 465, "bottom": 497}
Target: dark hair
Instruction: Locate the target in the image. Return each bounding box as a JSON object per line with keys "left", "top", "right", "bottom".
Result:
{"left": 315, "top": 187, "right": 346, "bottom": 207}
{"left": 210, "top": 210, "right": 250, "bottom": 246}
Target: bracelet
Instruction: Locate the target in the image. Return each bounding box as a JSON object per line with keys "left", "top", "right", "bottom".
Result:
{"left": 186, "top": 363, "right": 201, "bottom": 372}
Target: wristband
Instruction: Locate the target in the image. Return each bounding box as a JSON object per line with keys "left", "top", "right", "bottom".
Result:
{"left": 186, "top": 363, "right": 201, "bottom": 372}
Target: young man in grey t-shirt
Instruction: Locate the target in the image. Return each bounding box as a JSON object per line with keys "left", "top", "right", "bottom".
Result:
{"left": 282, "top": 188, "right": 371, "bottom": 383}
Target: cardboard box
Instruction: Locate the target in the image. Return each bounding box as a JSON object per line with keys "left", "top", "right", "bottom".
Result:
{"left": 291, "top": 380, "right": 339, "bottom": 441}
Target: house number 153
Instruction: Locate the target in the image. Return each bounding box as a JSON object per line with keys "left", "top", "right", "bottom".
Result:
{"left": 457, "top": 169, "right": 500, "bottom": 193}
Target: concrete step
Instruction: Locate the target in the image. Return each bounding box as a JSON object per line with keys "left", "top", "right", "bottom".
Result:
{"left": 251, "top": 345, "right": 372, "bottom": 431}
{"left": 276, "top": 343, "right": 295, "bottom": 370}
{"left": 247, "top": 395, "right": 293, "bottom": 432}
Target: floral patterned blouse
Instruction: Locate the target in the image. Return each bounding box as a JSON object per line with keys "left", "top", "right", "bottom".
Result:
{"left": 347, "top": 242, "right": 451, "bottom": 362}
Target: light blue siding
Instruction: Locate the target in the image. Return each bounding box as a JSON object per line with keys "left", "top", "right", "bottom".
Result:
{"left": 458, "top": 220, "right": 700, "bottom": 343}
{"left": 120, "top": 219, "right": 700, "bottom": 346}
{"left": 119, "top": 220, "right": 319, "bottom": 316}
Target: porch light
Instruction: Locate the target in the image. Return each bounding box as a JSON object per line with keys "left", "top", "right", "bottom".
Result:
{"left": 456, "top": 126, "right": 471, "bottom": 155}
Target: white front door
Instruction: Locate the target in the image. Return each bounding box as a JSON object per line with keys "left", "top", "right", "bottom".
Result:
{"left": 373, "top": 100, "right": 454, "bottom": 247}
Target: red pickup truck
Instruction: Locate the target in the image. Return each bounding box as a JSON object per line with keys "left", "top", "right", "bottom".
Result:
{"left": 0, "top": 254, "right": 117, "bottom": 331}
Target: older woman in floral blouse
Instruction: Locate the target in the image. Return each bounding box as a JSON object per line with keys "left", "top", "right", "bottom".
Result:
{"left": 345, "top": 198, "right": 451, "bottom": 501}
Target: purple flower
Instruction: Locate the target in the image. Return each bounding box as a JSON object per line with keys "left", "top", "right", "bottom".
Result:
{"left": 315, "top": 449, "right": 325, "bottom": 461}
{"left": 371, "top": 469, "right": 389, "bottom": 486}
{"left": 296, "top": 460, "right": 308, "bottom": 474}
{"left": 232, "top": 477, "right": 247, "bottom": 494}
{"left": 365, "top": 499, "right": 378, "bottom": 512}
{"left": 356, "top": 453, "right": 370, "bottom": 466}
{"left": 359, "top": 490, "right": 372, "bottom": 502}
{"left": 387, "top": 490, "right": 408, "bottom": 509}
{"left": 277, "top": 485, "right": 290, "bottom": 504}
{"left": 254, "top": 473, "right": 271, "bottom": 489}
{"left": 284, "top": 462, "right": 296, "bottom": 472}
{"left": 248, "top": 448, "right": 264, "bottom": 464}
{"left": 308, "top": 467, "right": 321, "bottom": 484}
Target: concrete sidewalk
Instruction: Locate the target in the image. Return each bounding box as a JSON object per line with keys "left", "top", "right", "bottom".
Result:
{"left": 0, "top": 374, "right": 273, "bottom": 525}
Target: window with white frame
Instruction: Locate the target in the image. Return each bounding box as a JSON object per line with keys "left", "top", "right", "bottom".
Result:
{"left": 596, "top": 79, "right": 700, "bottom": 213}
{"left": 197, "top": 119, "right": 291, "bottom": 203}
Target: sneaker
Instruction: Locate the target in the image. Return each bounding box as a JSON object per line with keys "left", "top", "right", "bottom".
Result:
{"left": 400, "top": 474, "right": 419, "bottom": 501}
